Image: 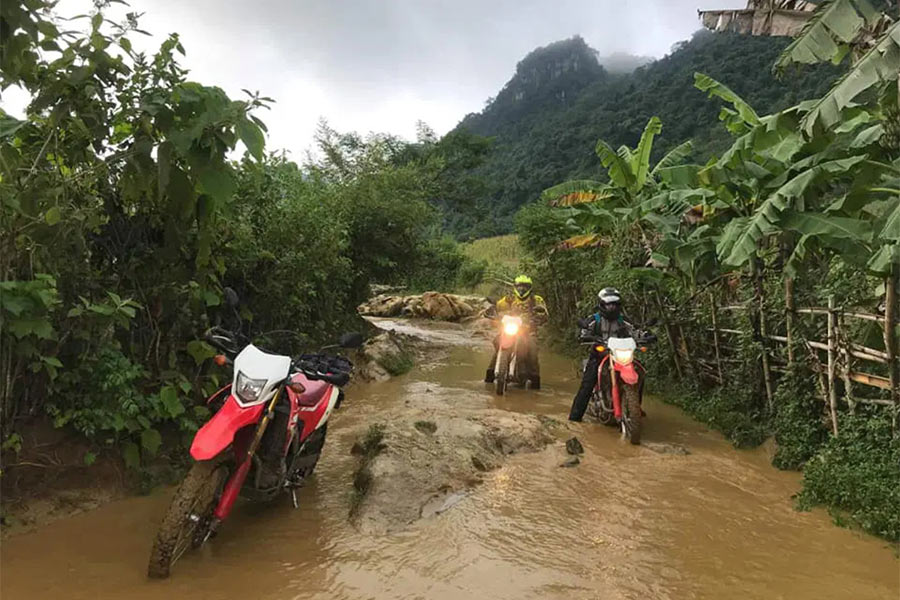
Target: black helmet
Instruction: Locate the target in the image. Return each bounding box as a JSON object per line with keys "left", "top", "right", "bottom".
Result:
{"left": 597, "top": 287, "right": 621, "bottom": 319}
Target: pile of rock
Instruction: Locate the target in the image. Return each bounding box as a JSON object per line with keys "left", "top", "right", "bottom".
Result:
{"left": 358, "top": 292, "right": 492, "bottom": 322}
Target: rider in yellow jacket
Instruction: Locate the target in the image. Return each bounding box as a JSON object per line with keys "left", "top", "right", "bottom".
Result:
{"left": 484, "top": 275, "right": 548, "bottom": 389}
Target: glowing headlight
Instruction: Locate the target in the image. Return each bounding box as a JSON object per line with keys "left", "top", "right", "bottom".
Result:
{"left": 235, "top": 371, "right": 267, "bottom": 404}
{"left": 503, "top": 322, "right": 520, "bottom": 335}
{"left": 612, "top": 349, "right": 634, "bottom": 365}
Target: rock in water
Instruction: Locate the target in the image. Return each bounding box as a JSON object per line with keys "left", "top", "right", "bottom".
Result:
{"left": 348, "top": 407, "right": 553, "bottom": 533}
{"left": 565, "top": 437, "right": 584, "bottom": 455}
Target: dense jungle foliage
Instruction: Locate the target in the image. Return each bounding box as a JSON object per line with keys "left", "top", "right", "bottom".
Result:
{"left": 446, "top": 32, "right": 839, "bottom": 238}
{"left": 0, "top": 2, "right": 484, "bottom": 474}
{"left": 515, "top": 1, "right": 900, "bottom": 540}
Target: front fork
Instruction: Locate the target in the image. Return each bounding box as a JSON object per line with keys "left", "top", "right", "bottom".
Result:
{"left": 212, "top": 388, "right": 283, "bottom": 522}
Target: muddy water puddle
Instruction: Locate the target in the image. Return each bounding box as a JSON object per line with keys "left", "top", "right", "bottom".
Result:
{"left": 2, "top": 320, "right": 897, "bottom": 599}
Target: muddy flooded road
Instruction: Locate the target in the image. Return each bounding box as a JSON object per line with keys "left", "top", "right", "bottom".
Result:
{"left": 2, "top": 319, "right": 897, "bottom": 599}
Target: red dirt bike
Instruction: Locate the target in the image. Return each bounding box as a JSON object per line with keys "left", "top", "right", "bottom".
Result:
{"left": 486, "top": 311, "right": 540, "bottom": 395}
{"left": 582, "top": 326, "right": 656, "bottom": 445}
{"left": 147, "top": 308, "right": 363, "bottom": 578}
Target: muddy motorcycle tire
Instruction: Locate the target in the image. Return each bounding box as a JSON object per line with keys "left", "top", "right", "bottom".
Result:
{"left": 291, "top": 424, "right": 328, "bottom": 481}
{"left": 622, "top": 384, "right": 642, "bottom": 445}
{"left": 147, "top": 457, "right": 229, "bottom": 579}
{"left": 495, "top": 351, "right": 509, "bottom": 396}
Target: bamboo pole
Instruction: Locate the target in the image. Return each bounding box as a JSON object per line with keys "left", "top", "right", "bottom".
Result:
{"left": 827, "top": 295, "right": 839, "bottom": 436}
{"left": 654, "top": 291, "right": 683, "bottom": 380}
{"left": 885, "top": 267, "right": 898, "bottom": 431}
{"left": 753, "top": 259, "right": 775, "bottom": 413}
{"left": 836, "top": 313, "right": 856, "bottom": 414}
{"left": 785, "top": 276, "right": 795, "bottom": 365}
{"left": 710, "top": 293, "right": 724, "bottom": 384}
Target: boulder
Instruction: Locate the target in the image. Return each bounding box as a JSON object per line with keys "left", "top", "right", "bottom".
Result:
{"left": 348, "top": 405, "right": 554, "bottom": 533}
{"left": 354, "top": 331, "right": 412, "bottom": 382}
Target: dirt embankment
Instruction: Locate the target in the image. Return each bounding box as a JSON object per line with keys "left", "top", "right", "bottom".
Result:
{"left": 358, "top": 292, "right": 493, "bottom": 322}
{"left": 347, "top": 383, "right": 560, "bottom": 533}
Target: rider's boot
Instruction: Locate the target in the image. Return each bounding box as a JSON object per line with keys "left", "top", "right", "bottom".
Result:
{"left": 484, "top": 368, "right": 495, "bottom": 383}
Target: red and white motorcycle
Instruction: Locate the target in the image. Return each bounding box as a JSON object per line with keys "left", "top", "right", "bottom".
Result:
{"left": 148, "top": 293, "right": 362, "bottom": 578}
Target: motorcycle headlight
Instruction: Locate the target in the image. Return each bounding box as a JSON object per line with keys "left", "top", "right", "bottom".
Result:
{"left": 612, "top": 349, "right": 634, "bottom": 365}
{"left": 235, "top": 371, "right": 267, "bottom": 404}
{"left": 504, "top": 322, "right": 520, "bottom": 335}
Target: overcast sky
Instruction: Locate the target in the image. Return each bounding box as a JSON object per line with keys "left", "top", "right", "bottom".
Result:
{"left": 3, "top": 0, "right": 745, "bottom": 157}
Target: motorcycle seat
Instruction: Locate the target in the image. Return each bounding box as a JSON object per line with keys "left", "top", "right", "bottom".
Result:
{"left": 297, "top": 379, "right": 330, "bottom": 406}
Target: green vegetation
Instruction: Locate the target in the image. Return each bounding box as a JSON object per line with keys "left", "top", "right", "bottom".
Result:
{"left": 377, "top": 349, "right": 415, "bottom": 377}
{"left": 459, "top": 234, "right": 520, "bottom": 297}
{"left": 446, "top": 32, "right": 839, "bottom": 239}
{"left": 0, "top": 4, "right": 480, "bottom": 476}
{"left": 518, "top": 2, "right": 899, "bottom": 540}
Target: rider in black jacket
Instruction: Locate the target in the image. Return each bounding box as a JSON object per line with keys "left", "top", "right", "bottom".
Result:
{"left": 568, "top": 287, "right": 635, "bottom": 422}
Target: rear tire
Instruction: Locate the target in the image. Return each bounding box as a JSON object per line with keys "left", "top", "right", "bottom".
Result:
{"left": 623, "top": 384, "right": 642, "bottom": 445}
{"left": 147, "top": 458, "right": 229, "bottom": 579}
{"left": 495, "top": 351, "right": 509, "bottom": 396}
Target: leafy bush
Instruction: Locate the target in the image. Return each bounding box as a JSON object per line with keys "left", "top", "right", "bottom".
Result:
{"left": 797, "top": 411, "right": 900, "bottom": 542}
{"left": 772, "top": 367, "right": 829, "bottom": 470}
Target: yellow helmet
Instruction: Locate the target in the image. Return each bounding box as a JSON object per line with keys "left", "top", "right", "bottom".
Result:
{"left": 513, "top": 275, "right": 533, "bottom": 299}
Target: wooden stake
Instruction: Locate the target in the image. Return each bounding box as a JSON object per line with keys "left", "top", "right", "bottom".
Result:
{"left": 884, "top": 267, "right": 898, "bottom": 431}
{"left": 836, "top": 313, "right": 856, "bottom": 414}
{"left": 752, "top": 259, "right": 774, "bottom": 413}
{"left": 785, "top": 276, "right": 795, "bottom": 365}
{"left": 710, "top": 292, "right": 724, "bottom": 384}
{"left": 654, "top": 291, "right": 683, "bottom": 380}
{"left": 827, "top": 295, "right": 839, "bottom": 436}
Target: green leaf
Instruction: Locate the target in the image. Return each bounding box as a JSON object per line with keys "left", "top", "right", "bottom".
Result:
{"left": 121, "top": 442, "right": 140, "bottom": 470}
{"left": 44, "top": 206, "right": 61, "bottom": 225}
{"left": 197, "top": 162, "right": 236, "bottom": 204}
{"left": 722, "top": 156, "right": 868, "bottom": 266}
{"left": 780, "top": 210, "right": 873, "bottom": 241}
{"left": 775, "top": 0, "right": 875, "bottom": 70}
{"left": 237, "top": 117, "right": 265, "bottom": 161}
{"left": 0, "top": 113, "right": 27, "bottom": 139}
{"left": 878, "top": 198, "right": 900, "bottom": 241}
{"left": 694, "top": 73, "right": 760, "bottom": 128}
{"left": 651, "top": 140, "right": 693, "bottom": 176}
{"left": 83, "top": 451, "right": 97, "bottom": 466}
{"left": 140, "top": 429, "right": 162, "bottom": 458}
{"left": 595, "top": 140, "right": 636, "bottom": 190}
{"left": 159, "top": 385, "right": 185, "bottom": 418}
{"left": 633, "top": 116, "right": 662, "bottom": 188}
{"left": 8, "top": 318, "right": 54, "bottom": 339}
{"left": 802, "top": 22, "right": 900, "bottom": 136}
{"left": 186, "top": 340, "right": 216, "bottom": 365}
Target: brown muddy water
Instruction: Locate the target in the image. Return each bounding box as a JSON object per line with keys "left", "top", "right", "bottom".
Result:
{"left": 2, "top": 319, "right": 898, "bottom": 599}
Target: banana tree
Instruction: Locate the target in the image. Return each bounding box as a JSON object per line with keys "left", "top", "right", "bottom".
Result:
{"left": 541, "top": 116, "right": 694, "bottom": 249}
{"left": 692, "top": 73, "right": 894, "bottom": 279}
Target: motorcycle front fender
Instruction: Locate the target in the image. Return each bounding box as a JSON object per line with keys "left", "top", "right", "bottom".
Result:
{"left": 190, "top": 395, "right": 265, "bottom": 461}
{"left": 614, "top": 361, "right": 640, "bottom": 385}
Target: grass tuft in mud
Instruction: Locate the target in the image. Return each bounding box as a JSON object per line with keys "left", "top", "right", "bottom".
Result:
{"left": 349, "top": 424, "right": 387, "bottom": 518}
{"left": 414, "top": 420, "right": 437, "bottom": 434}
{"left": 377, "top": 349, "right": 415, "bottom": 376}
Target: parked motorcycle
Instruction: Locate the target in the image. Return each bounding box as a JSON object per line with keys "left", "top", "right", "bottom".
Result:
{"left": 147, "top": 292, "right": 363, "bottom": 578}
{"left": 582, "top": 324, "right": 656, "bottom": 444}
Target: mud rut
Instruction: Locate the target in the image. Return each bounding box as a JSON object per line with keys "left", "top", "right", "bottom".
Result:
{"left": 1, "top": 318, "right": 897, "bottom": 600}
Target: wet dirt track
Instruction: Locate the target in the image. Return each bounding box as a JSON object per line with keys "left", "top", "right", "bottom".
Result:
{"left": 2, "top": 319, "right": 898, "bottom": 600}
